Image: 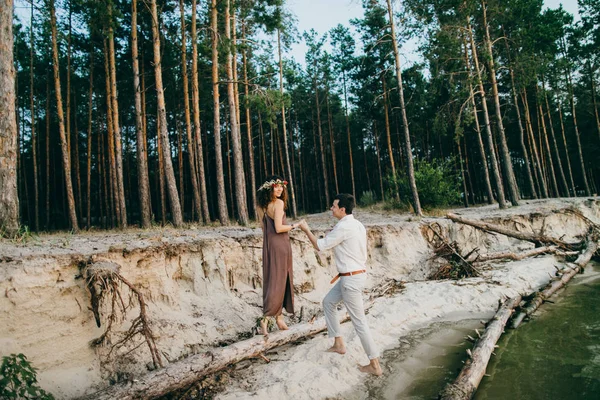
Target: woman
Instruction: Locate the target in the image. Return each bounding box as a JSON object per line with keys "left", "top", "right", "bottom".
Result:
{"left": 256, "top": 175, "right": 303, "bottom": 335}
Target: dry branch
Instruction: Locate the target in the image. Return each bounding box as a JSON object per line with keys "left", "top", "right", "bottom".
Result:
{"left": 424, "top": 223, "right": 480, "bottom": 279}
{"left": 446, "top": 213, "right": 582, "bottom": 250}
{"left": 439, "top": 296, "right": 522, "bottom": 400}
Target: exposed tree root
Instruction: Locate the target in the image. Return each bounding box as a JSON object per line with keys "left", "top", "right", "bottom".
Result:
{"left": 85, "top": 261, "right": 163, "bottom": 370}
{"left": 423, "top": 223, "right": 479, "bottom": 280}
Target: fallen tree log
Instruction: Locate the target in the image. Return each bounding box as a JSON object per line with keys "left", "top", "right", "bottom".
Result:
{"left": 446, "top": 213, "right": 581, "bottom": 250}
{"left": 80, "top": 299, "right": 376, "bottom": 400}
{"left": 511, "top": 237, "right": 599, "bottom": 329}
{"left": 439, "top": 296, "right": 522, "bottom": 400}
{"left": 467, "top": 246, "right": 559, "bottom": 263}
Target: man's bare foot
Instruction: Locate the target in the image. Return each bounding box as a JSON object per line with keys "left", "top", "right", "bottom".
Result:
{"left": 358, "top": 361, "right": 383, "bottom": 376}
{"left": 326, "top": 345, "right": 346, "bottom": 355}
{"left": 275, "top": 316, "right": 289, "bottom": 330}
{"left": 259, "top": 318, "right": 269, "bottom": 336}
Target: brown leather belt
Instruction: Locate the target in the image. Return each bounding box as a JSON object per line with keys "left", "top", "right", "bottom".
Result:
{"left": 330, "top": 269, "right": 366, "bottom": 284}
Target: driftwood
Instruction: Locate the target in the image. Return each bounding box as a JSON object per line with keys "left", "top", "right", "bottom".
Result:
{"left": 439, "top": 296, "right": 522, "bottom": 400}
{"left": 446, "top": 213, "right": 581, "bottom": 250}
{"left": 466, "top": 246, "right": 560, "bottom": 263}
{"left": 81, "top": 300, "right": 376, "bottom": 400}
{"left": 511, "top": 237, "right": 599, "bottom": 328}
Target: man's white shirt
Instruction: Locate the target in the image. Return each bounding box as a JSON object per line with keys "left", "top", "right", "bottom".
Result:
{"left": 316, "top": 214, "right": 367, "bottom": 274}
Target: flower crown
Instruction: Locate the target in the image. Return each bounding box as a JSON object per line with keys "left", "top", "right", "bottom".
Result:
{"left": 258, "top": 179, "right": 288, "bottom": 191}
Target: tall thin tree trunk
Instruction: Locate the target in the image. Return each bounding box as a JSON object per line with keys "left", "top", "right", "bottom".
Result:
{"left": 382, "top": 77, "right": 398, "bottom": 197}
{"left": 481, "top": 0, "right": 519, "bottom": 205}
{"left": 557, "top": 98, "right": 577, "bottom": 196}
{"left": 45, "top": 78, "right": 50, "bottom": 229}
{"left": 565, "top": 62, "right": 591, "bottom": 196}
{"left": 467, "top": 19, "right": 506, "bottom": 208}
{"left": 521, "top": 89, "right": 548, "bottom": 198}
{"left": 457, "top": 137, "right": 469, "bottom": 207}
{"left": 242, "top": 23, "right": 256, "bottom": 217}
{"left": 542, "top": 80, "right": 569, "bottom": 197}
{"left": 49, "top": 0, "right": 78, "bottom": 232}
{"left": 463, "top": 39, "right": 494, "bottom": 203}
{"left": 537, "top": 93, "right": 559, "bottom": 197}
{"left": 277, "top": 28, "right": 297, "bottom": 216}
{"left": 132, "top": 0, "right": 152, "bottom": 228}
{"left": 211, "top": 0, "right": 229, "bottom": 224}
{"left": 386, "top": 0, "right": 422, "bottom": 215}
{"left": 341, "top": 69, "right": 356, "bottom": 198}
{"left": 225, "top": 0, "right": 248, "bottom": 224}
{"left": 0, "top": 0, "right": 19, "bottom": 235}
{"left": 86, "top": 50, "right": 94, "bottom": 229}
{"left": 177, "top": 121, "right": 184, "bottom": 209}
{"left": 178, "top": 0, "right": 202, "bottom": 222}
{"left": 150, "top": 0, "right": 183, "bottom": 226}
{"left": 107, "top": 5, "right": 127, "bottom": 227}
{"left": 104, "top": 39, "right": 118, "bottom": 227}
{"left": 191, "top": 0, "right": 210, "bottom": 222}
{"left": 373, "top": 122, "right": 384, "bottom": 201}
{"left": 326, "top": 90, "right": 339, "bottom": 194}
{"left": 29, "top": 3, "right": 39, "bottom": 230}
{"left": 588, "top": 63, "right": 600, "bottom": 142}
{"left": 313, "top": 60, "right": 330, "bottom": 207}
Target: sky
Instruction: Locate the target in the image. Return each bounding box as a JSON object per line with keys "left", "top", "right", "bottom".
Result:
{"left": 285, "top": 0, "right": 581, "bottom": 65}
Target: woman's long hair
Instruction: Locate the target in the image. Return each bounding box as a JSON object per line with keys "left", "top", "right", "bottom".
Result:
{"left": 257, "top": 175, "right": 288, "bottom": 210}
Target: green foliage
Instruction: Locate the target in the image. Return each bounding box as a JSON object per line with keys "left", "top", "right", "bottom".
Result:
{"left": 0, "top": 225, "right": 35, "bottom": 243}
{"left": 358, "top": 191, "right": 377, "bottom": 207}
{"left": 0, "top": 354, "right": 54, "bottom": 400}
{"left": 387, "top": 159, "right": 461, "bottom": 209}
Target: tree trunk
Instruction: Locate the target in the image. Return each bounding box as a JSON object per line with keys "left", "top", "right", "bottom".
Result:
{"left": 342, "top": 70, "right": 356, "bottom": 199}
{"left": 537, "top": 93, "right": 559, "bottom": 197}
{"left": 177, "top": 121, "right": 184, "bottom": 209}
{"left": 541, "top": 87, "right": 567, "bottom": 197}
{"left": 150, "top": 0, "right": 183, "bottom": 226}
{"left": 386, "top": 0, "right": 422, "bottom": 216}
{"left": 373, "top": 122, "right": 385, "bottom": 201}
{"left": 325, "top": 87, "right": 339, "bottom": 194}
{"left": 382, "top": 77, "right": 398, "bottom": 198}
{"left": 178, "top": 0, "right": 202, "bottom": 222}
{"left": 588, "top": 63, "right": 600, "bottom": 142}
{"left": 463, "top": 39, "right": 494, "bottom": 204}
{"left": 211, "top": 0, "right": 229, "bottom": 224}
{"left": 108, "top": 5, "right": 127, "bottom": 227}
{"left": 132, "top": 0, "right": 152, "bottom": 228}
{"left": 224, "top": 0, "right": 248, "bottom": 224}
{"left": 104, "top": 39, "right": 118, "bottom": 227}
{"left": 312, "top": 59, "right": 330, "bottom": 208}
{"left": 467, "top": 19, "right": 506, "bottom": 208}
{"left": 45, "top": 78, "right": 50, "bottom": 229}
{"left": 277, "top": 28, "right": 297, "bottom": 217}
{"left": 191, "top": 0, "right": 210, "bottom": 223}
{"left": 439, "top": 296, "right": 522, "bottom": 400}
{"left": 86, "top": 49, "right": 94, "bottom": 229}
{"left": 29, "top": 3, "right": 39, "bottom": 231}
{"left": 521, "top": 88, "right": 548, "bottom": 198}
{"left": 481, "top": 0, "right": 519, "bottom": 206}
{"left": 557, "top": 98, "right": 577, "bottom": 196}
{"left": 242, "top": 23, "right": 256, "bottom": 217}
{"left": 565, "top": 64, "right": 591, "bottom": 196}
{"left": 0, "top": 0, "right": 19, "bottom": 235}
{"left": 457, "top": 137, "right": 469, "bottom": 207}
{"left": 49, "top": 0, "right": 78, "bottom": 232}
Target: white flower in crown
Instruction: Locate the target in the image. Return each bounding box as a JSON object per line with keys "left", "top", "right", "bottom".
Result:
{"left": 258, "top": 179, "right": 288, "bottom": 191}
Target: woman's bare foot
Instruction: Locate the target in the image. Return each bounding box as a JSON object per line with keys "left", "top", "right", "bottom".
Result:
{"left": 358, "top": 359, "right": 383, "bottom": 376}
{"left": 275, "top": 316, "right": 289, "bottom": 330}
{"left": 259, "top": 317, "right": 269, "bottom": 335}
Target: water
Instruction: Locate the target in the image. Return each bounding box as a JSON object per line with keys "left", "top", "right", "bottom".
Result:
{"left": 368, "top": 262, "right": 600, "bottom": 400}
{"left": 475, "top": 263, "right": 600, "bottom": 400}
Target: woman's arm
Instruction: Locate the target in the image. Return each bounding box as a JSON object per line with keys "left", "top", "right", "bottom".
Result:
{"left": 273, "top": 200, "right": 298, "bottom": 233}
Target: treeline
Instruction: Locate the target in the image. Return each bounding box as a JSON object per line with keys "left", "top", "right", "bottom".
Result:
{"left": 7, "top": 0, "right": 600, "bottom": 233}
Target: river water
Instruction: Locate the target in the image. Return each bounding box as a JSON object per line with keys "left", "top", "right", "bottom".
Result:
{"left": 368, "top": 262, "right": 600, "bottom": 399}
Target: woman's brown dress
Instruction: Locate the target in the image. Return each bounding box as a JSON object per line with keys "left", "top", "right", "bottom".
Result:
{"left": 262, "top": 213, "right": 295, "bottom": 316}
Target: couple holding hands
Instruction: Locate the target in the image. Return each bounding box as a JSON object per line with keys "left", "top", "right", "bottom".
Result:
{"left": 256, "top": 175, "right": 382, "bottom": 376}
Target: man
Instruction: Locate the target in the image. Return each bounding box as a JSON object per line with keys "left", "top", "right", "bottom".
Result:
{"left": 299, "top": 194, "right": 382, "bottom": 376}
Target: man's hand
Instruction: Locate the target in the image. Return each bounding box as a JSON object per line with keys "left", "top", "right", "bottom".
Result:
{"left": 299, "top": 220, "right": 319, "bottom": 250}
{"left": 299, "top": 220, "right": 310, "bottom": 232}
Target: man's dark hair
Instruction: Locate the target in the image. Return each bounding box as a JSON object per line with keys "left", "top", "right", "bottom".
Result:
{"left": 334, "top": 193, "right": 355, "bottom": 214}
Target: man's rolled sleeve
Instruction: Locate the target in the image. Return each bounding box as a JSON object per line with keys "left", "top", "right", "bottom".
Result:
{"left": 316, "top": 225, "right": 347, "bottom": 251}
